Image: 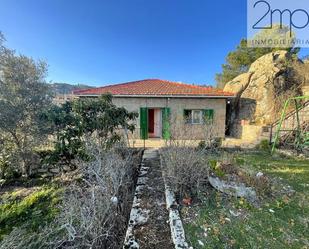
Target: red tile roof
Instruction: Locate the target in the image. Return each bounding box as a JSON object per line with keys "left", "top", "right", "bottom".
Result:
{"left": 73, "top": 79, "right": 234, "bottom": 97}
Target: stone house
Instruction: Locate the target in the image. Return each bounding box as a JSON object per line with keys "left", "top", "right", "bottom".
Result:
{"left": 74, "top": 79, "right": 234, "bottom": 140}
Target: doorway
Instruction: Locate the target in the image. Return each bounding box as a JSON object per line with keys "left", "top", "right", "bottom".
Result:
{"left": 225, "top": 99, "right": 232, "bottom": 136}
{"left": 148, "top": 109, "right": 162, "bottom": 138}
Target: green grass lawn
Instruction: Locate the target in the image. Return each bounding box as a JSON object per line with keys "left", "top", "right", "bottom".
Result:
{"left": 183, "top": 151, "right": 309, "bottom": 249}
{"left": 0, "top": 184, "right": 62, "bottom": 241}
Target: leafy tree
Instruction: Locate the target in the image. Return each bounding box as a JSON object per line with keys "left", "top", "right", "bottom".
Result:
{"left": 42, "top": 102, "right": 87, "bottom": 167}
{"left": 0, "top": 32, "right": 52, "bottom": 177}
{"left": 43, "top": 94, "right": 138, "bottom": 167}
{"left": 216, "top": 25, "right": 300, "bottom": 88}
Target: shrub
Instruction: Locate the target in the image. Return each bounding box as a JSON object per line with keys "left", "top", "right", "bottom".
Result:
{"left": 43, "top": 94, "right": 138, "bottom": 167}
{"left": 0, "top": 137, "right": 20, "bottom": 180}
{"left": 257, "top": 139, "right": 271, "bottom": 151}
{"left": 197, "top": 140, "right": 207, "bottom": 150}
{"left": 161, "top": 146, "right": 209, "bottom": 199}
{"left": 43, "top": 142, "right": 137, "bottom": 248}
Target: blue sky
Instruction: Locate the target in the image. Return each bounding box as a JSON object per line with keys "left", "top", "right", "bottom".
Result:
{"left": 0, "top": 0, "right": 308, "bottom": 87}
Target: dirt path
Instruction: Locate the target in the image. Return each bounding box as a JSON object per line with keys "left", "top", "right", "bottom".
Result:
{"left": 124, "top": 149, "right": 174, "bottom": 249}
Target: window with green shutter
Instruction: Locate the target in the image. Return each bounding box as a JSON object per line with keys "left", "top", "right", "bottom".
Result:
{"left": 203, "top": 109, "right": 214, "bottom": 124}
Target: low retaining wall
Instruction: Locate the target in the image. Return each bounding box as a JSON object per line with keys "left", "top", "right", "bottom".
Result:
{"left": 223, "top": 124, "right": 270, "bottom": 149}
{"left": 159, "top": 152, "right": 190, "bottom": 249}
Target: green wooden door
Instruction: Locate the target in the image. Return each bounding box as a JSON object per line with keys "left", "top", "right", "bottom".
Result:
{"left": 162, "top": 107, "right": 171, "bottom": 140}
{"left": 140, "top": 107, "right": 148, "bottom": 139}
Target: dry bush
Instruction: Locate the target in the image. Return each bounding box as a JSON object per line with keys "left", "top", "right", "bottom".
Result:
{"left": 161, "top": 146, "right": 209, "bottom": 199}
{"left": 168, "top": 115, "right": 220, "bottom": 148}
{"left": 217, "top": 162, "right": 238, "bottom": 176}
{"left": 160, "top": 117, "right": 222, "bottom": 199}
{"left": 0, "top": 136, "right": 140, "bottom": 249}
{"left": 49, "top": 147, "right": 132, "bottom": 248}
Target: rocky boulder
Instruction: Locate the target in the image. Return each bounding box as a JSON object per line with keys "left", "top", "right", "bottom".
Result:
{"left": 224, "top": 50, "right": 304, "bottom": 125}
{"left": 303, "top": 85, "right": 309, "bottom": 96}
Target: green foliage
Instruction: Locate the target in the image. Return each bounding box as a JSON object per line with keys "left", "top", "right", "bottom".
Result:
{"left": 208, "top": 159, "right": 217, "bottom": 169}
{"left": 72, "top": 94, "right": 137, "bottom": 138}
{"left": 0, "top": 186, "right": 61, "bottom": 240}
{"left": 235, "top": 157, "right": 245, "bottom": 166}
{"left": 216, "top": 26, "right": 300, "bottom": 88}
{"left": 42, "top": 101, "right": 88, "bottom": 166}
{"left": 197, "top": 140, "right": 207, "bottom": 150}
{"left": 0, "top": 135, "right": 14, "bottom": 179}
{"left": 43, "top": 94, "right": 138, "bottom": 166}
{"left": 0, "top": 32, "right": 52, "bottom": 177}
{"left": 257, "top": 139, "right": 271, "bottom": 152}
{"left": 208, "top": 159, "right": 226, "bottom": 178}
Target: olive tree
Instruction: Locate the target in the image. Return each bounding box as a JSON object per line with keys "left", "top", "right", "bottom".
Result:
{"left": 0, "top": 32, "right": 52, "bottom": 177}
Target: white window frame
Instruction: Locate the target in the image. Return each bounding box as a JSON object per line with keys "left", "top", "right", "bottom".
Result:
{"left": 191, "top": 110, "right": 203, "bottom": 124}
{"left": 184, "top": 109, "right": 203, "bottom": 125}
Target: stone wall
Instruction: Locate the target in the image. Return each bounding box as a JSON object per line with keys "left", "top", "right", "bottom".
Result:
{"left": 32, "top": 164, "right": 72, "bottom": 178}
{"left": 112, "top": 97, "right": 227, "bottom": 140}
{"left": 222, "top": 124, "right": 270, "bottom": 149}
{"left": 241, "top": 124, "right": 270, "bottom": 142}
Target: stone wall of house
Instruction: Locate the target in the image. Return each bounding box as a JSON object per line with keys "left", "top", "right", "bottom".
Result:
{"left": 112, "top": 97, "right": 227, "bottom": 140}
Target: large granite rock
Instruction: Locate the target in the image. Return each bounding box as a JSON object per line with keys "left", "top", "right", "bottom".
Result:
{"left": 224, "top": 51, "right": 304, "bottom": 125}
{"left": 303, "top": 85, "right": 309, "bottom": 96}
{"left": 301, "top": 59, "right": 309, "bottom": 96}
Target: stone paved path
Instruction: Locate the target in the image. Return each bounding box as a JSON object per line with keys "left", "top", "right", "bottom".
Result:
{"left": 124, "top": 149, "right": 174, "bottom": 249}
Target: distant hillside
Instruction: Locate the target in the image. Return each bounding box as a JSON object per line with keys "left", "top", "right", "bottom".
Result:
{"left": 49, "top": 83, "right": 94, "bottom": 95}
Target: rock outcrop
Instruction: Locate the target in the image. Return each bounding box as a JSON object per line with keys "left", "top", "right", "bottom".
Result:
{"left": 224, "top": 51, "right": 305, "bottom": 126}
{"left": 303, "top": 85, "right": 309, "bottom": 96}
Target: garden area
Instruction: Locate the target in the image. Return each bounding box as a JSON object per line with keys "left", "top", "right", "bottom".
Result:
{"left": 0, "top": 146, "right": 142, "bottom": 249}
{"left": 161, "top": 144, "right": 309, "bottom": 249}
{"left": 1, "top": 30, "right": 309, "bottom": 249}
{"left": 0, "top": 33, "right": 144, "bottom": 248}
